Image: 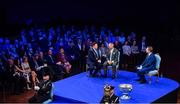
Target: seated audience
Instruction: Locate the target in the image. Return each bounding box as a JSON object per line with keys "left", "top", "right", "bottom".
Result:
{"left": 14, "top": 58, "right": 26, "bottom": 92}
{"left": 99, "top": 43, "right": 108, "bottom": 64}
{"left": 131, "top": 40, "right": 140, "bottom": 66}
{"left": 122, "top": 41, "right": 131, "bottom": 69}
{"left": 21, "top": 56, "right": 39, "bottom": 89}
{"left": 5, "top": 58, "right": 24, "bottom": 94}
{"left": 56, "top": 47, "right": 72, "bottom": 74}
{"left": 45, "top": 49, "right": 56, "bottom": 66}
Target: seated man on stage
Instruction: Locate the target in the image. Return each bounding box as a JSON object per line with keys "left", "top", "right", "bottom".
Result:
{"left": 136, "top": 46, "right": 156, "bottom": 84}
{"left": 103, "top": 43, "right": 119, "bottom": 79}
{"left": 29, "top": 72, "right": 52, "bottom": 103}
{"left": 87, "top": 42, "right": 102, "bottom": 77}
{"left": 100, "top": 84, "right": 119, "bottom": 104}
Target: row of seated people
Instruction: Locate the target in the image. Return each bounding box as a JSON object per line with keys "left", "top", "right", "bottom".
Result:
{"left": 87, "top": 42, "right": 159, "bottom": 84}
{"left": 0, "top": 47, "right": 71, "bottom": 95}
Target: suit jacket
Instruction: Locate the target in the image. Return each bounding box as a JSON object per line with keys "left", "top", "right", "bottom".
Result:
{"left": 37, "top": 80, "right": 52, "bottom": 98}
{"left": 45, "top": 55, "right": 56, "bottom": 65}
{"left": 100, "top": 94, "right": 119, "bottom": 104}
{"left": 87, "top": 48, "right": 101, "bottom": 65}
{"left": 141, "top": 53, "right": 156, "bottom": 71}
{"left": 106, "top": 48, "right": 119, "bottom": 65}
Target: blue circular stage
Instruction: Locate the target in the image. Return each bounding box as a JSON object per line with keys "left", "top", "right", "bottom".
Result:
{"left": 53, "top": 70, "right": 179, "bottom": 103}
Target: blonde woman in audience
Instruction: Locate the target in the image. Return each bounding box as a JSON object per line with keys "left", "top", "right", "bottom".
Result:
{"left": 122, "top": 41, "right": 131, "bottom": 68}
{"left": 21, "top": 56, "right": 39, "bottom": 90}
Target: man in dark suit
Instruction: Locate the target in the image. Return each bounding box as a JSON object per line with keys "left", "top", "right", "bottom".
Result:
{"left": 87, "top": 42, "right": 102, "bottom": 77}
{"left": 136, "top": 46, "right": 156, "bottom": 84}
{"left": 29, "top": 72, "right": 52, "bottom": 103}
{"left": 45, "top": 49, "right": 64, "bottom": 81}
{"left": 100, "top": 85, "right": 119, "bottom": 104}
{"left": 103, "top": 43, "right": 119, "bottom": 79}
{"left": 45, "top": 49, "right": 56, "bottom": 66}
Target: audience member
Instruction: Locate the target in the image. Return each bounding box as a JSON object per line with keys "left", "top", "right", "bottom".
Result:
{"left": 122, "top": 41, "right": 131, "bottom": 68}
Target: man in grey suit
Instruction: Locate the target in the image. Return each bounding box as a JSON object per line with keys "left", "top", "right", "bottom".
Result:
{"left": 103, "top": 43, "right": 119, "bottom": 79}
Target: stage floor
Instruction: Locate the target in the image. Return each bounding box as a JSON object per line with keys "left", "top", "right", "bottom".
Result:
{"left": 53, "top": 70, "right": 179, "bottom": 103}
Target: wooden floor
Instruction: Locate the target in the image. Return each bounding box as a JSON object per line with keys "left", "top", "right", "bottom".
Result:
{"left": 0, "top": 90, "right": 35, "bottom": 103}
{"left": 0, "top": 85, "right": 180, "bottom": 103}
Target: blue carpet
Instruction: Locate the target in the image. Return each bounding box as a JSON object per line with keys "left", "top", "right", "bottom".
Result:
{"left": 52, "top": 70, "right": 179, "bottom": 103}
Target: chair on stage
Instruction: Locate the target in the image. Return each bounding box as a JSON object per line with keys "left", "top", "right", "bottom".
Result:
{"left": 43, "top": 83, "right": 54, "bottom": 104}
{"left": 106, "top": 51, "right": 120, "bottom": 77}
{"left": 86, "top": 64, "right": 103, "bottom": 77}
{"left": 147, "top": 53, "right": 161, "bottom": 84}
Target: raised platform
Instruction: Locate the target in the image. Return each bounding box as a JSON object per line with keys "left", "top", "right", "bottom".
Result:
{"left": 53, "top": 70, "right": 179, "bottom": 103}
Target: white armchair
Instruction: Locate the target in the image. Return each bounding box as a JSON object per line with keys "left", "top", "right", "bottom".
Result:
{"left": 147, "top": 53, "right": 161, "bottom": 84}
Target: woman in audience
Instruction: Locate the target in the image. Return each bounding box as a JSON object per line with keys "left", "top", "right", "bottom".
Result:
{"left": 14, "top": 58, "right": 26, "bottom": 92}
{"left": 122, "top": 41, "right": 131, "bottom": 69}
{"left": 21, "top": 56, "right": 39, "bottom": 90}
{"left": 131, "top": 40, "right": 140, "bottom": 66}
{"left": 56, "top": 47, "right": 72, "bottom": 74}
{"left": 38, "top": 51, "right": 45, "bottom": 66}
{"left": 99, "top": 43, "right": 108, "bottom": 64}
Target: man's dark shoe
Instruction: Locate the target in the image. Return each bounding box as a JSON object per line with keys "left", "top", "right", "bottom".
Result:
{"left": 103, "top": 74, "right": 107, "bottom": 78}
{"left": 135, "top": 78, "right": 141, "bottom": 81}
{"left": 139, "top": 80, "right": 147, "bottom": 84}
{"left": 112, "top": 75, "right": 115, "bottom": 79}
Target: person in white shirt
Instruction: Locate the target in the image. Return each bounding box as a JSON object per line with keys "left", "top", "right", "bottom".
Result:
{"left": 122, "top": 41, "right": 131, "bottom": 68}
{"left": 131, "top": 40, "right": 140, "bottom": 66}
{"left": 21, "top": 56, "right": 39, "bottom": 90}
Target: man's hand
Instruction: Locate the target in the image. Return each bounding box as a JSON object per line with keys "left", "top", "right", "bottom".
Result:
{"left": 56, "top": 61, "right": 62, "bottom": 65}
{"left": 108, "top": 61, "right": 112, "bottom": 65}
{"left": 34, "top": 86, "right": 40, "bottom": 91}
{"left": 137, "top": 65, "right": 142, "bottom": 70}
{"left": 44, "top": 63, "right": 48, "bottom": 67}
{"left": 98, "top": 60, "right": 101, "bottom": 63}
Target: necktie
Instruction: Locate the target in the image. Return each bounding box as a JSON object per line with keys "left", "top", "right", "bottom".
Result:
{"left": 50, "top": 55, "right": 54, "bottom": 63}
{"left": 93, "top": 49, "right": 98, "bottom": 58}
{"left": 78, "top": 44, "right": 81, "bottom": 50}
{"left": 35, "top": 61, "right": 39, "bottom": 68}
{"left": 110, "top": 49, "right": 113, "bottom": 61}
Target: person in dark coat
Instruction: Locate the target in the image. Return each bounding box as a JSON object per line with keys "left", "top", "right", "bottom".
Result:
{"left": 100, "top": 85, "right": 119, "bottom": 104}
{"left": 29, "top": 72, "right": 52, "bottom": 103}
{"left": 87, "top": 42, "right": 102, "bottom": 77}
{"left": 136, "top": 46, "right": 156, "bottom": 84}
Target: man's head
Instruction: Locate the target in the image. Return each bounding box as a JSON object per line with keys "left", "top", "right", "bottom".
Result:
{"left": 59, "top": 47, "right": 64, "bottom": 54}
{"left": 34, "top": 54, "right": 39, "bottom": 60}
{"left": 108, "top": 43, "right": 114, "bottom": 49}
{"left": 104, "top": 85, "right": 115, "bottom": 97}
{"left": 8, "top": 58, "right": 14, "bottom": 65}
{"left": 48, "top": 49, "right": 52, "bottom": 55}
{"left": 43, "top": 73, "right": 50, "bottom": 81}
{"left": 92, "top": 42, "right": 98, "bottom": 49}
{"left": 146, "top": 46, "right": 153, "bottom": 54}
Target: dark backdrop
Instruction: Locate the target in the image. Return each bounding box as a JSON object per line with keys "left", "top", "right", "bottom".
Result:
{"left": 0, "top": 0, "right": 180, "bottom": 81}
